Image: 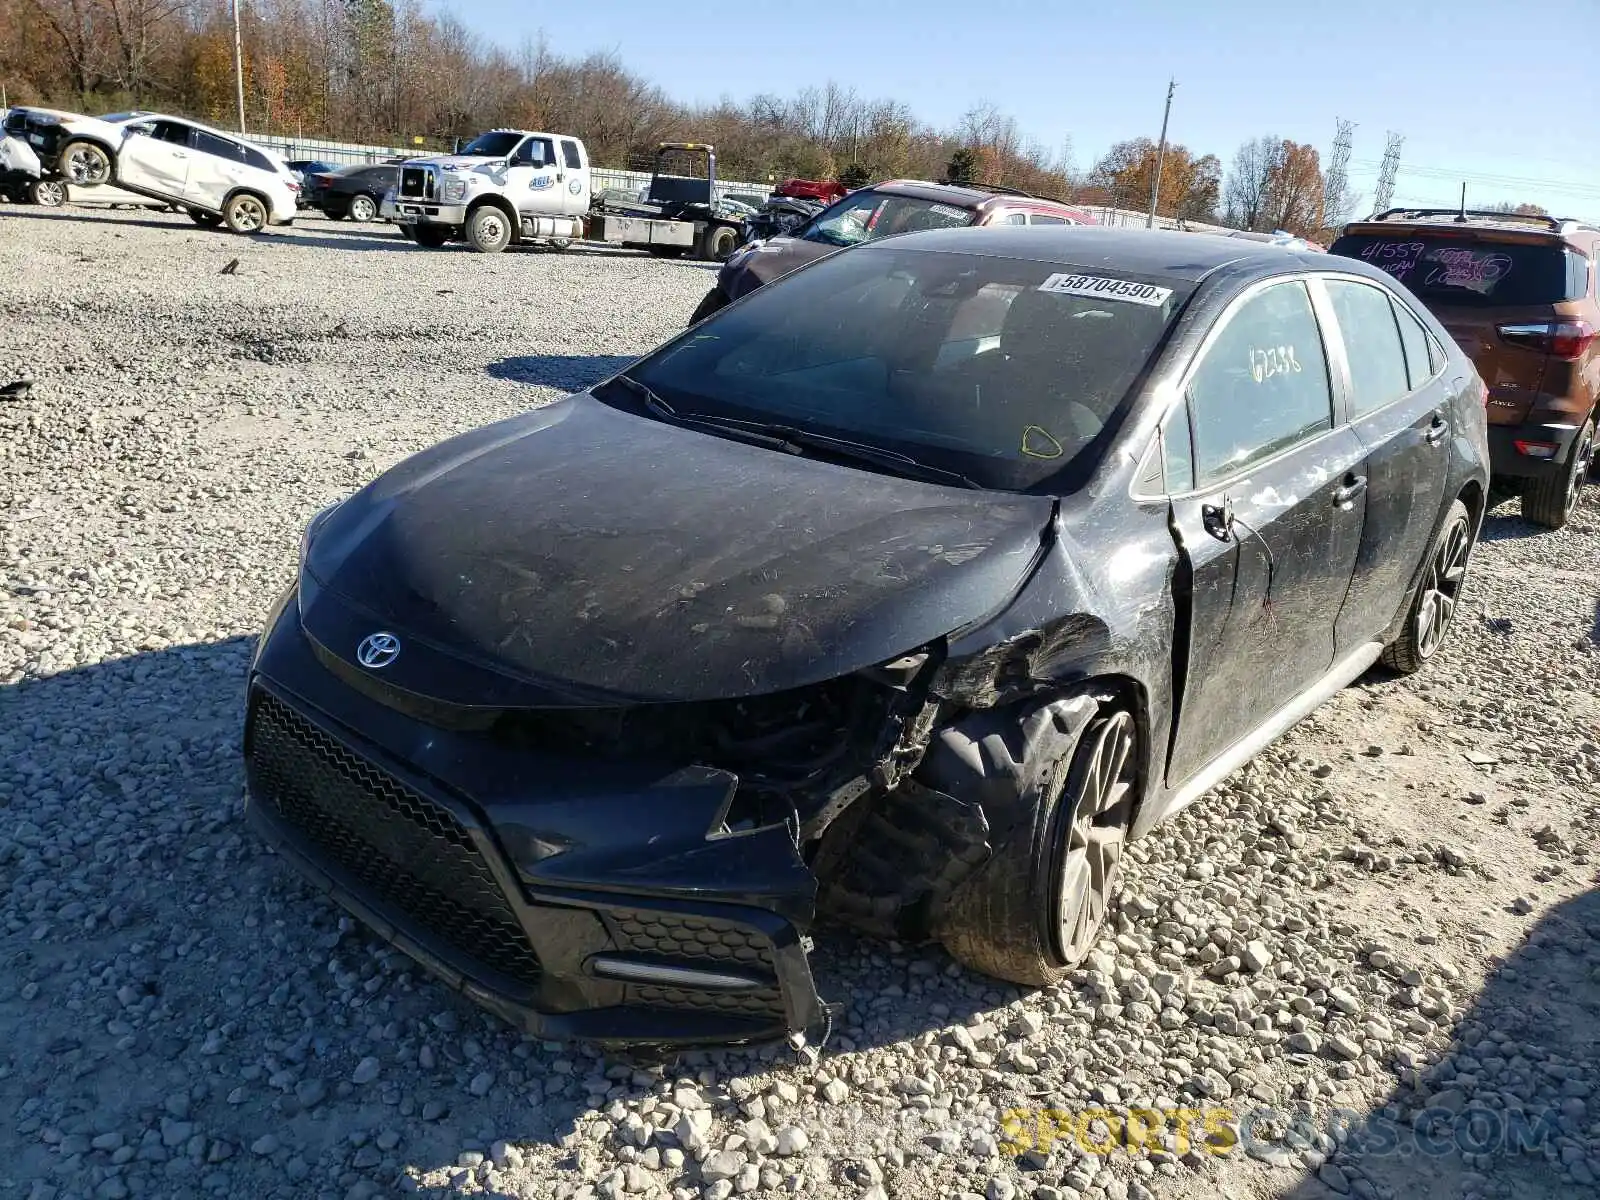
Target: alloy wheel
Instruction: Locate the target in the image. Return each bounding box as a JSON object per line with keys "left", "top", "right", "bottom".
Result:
{"left": 231, "top": 197, "right": 266, "bottom": 232}
{"left": 1415, "top": 514, "right": 1471, "bottom": 659}
{"left": 1565, "top": 425, "right": 1594, "bottom": 518}
{"left": 65, "top": 144, "right": 109, "bottom": 185}
{"left": 1054, "top": 709, "right": 1136, "bottom": 963}
{"left": 350, "top": 194, "right": 377, "bottom": 222}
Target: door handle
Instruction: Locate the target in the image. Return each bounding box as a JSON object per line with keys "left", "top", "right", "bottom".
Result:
{"left": 1333, "top": 475, "right": 1368, "bottom": 509}
{"left": 1424, "top": 414, "right": 1449, "bottom": 445}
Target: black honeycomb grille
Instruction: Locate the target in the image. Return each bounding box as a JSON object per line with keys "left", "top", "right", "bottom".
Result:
{"left": 606, "top": 908, "right": 784, "bottom": 1021}
{"left": 247, "top": 691, "right": 540, "bottom": 989}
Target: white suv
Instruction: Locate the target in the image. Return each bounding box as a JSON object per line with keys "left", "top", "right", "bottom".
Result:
{"left": 2, "top": 107, "right": 299, "bottom": 233}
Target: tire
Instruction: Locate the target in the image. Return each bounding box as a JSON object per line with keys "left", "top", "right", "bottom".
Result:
{"left": 1522, "top": 418, "right": 1594, "bottom": 529}
{"left": 348, "top": 194, "right": 378, "bottom": 222}
{"left": 548, "top": 237, "right": 571, "bottom": 251}
{"left": 930, "top": 694, "right": 1138, "bottom": 986}
{"left": 1380, "top": 498, "right": 1475, "bottom": 675}
{"left": 59, "top": 140, "right": 112, "bottom": 187}
{"left": 222, "top": 192, "right": 269, "bottom": 234}
{"left": 29, "top": 179, "right": 66, "bottom": 208}
{"left": 465, "top": 205, "right": 513, "bottom": 253}
{"left": 411, "top": 225, "right": 450, "bottom": 248}
{"left": 689, "top": 286, "right": 729, "bottom": 324}
{"left": 700, "top": 224, "right": 739, "bottom": 262}
{"left": 188, "top": 209, "right": 222, "bottom": 228}
{"left": 647, "top": 246, "right": 686, "bottom": 259}
{"left": 396, "top": 225, "right": 416, "bottom": 241}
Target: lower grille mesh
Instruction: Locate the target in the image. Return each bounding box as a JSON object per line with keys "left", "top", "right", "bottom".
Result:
{"left": 247, "top": 691, "right": 541, "bottom": 988}
{"left": 606, "top": 908, "right": 785, "bottom": 1022}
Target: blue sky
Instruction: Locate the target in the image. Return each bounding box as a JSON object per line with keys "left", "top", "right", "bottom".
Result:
{"left": 442, "top": 0, "right": 1599, "bottom": 221}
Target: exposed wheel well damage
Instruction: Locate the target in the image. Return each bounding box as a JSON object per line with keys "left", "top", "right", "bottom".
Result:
{"left": 809, "top": 668, "right": 1149, "bottom": 945}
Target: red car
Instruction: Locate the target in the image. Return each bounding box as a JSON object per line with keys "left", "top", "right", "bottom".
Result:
{"left": 773, "top": 178, "right": 849, "bottom": 203}
{"left": 692, "top": 179, "right": 1098, "bottom": 322}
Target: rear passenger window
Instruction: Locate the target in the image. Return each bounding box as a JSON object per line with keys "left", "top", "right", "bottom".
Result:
{"left": 1187, "top": 280, "right": 1334, "bottom": 485}
{"left": 1031, "top": 214, "right": 1069, "bottom": 225}
{"left": 560, "top": 139, "right": 582, "bottom": 170}
{"left": 192, "top": 130, "right": 243, "bottom": 162}
{"left": 1390, "top": 298, "right": 1436, "bottom": 390}
{"left": 999, "top": 212, "right": 1028, "bottom": 226}
{"left": 1325, "top": 279, "right": 1411, "bottom": 416}
{"left": 242, "top": 147, "right": 273, "bottom": 172}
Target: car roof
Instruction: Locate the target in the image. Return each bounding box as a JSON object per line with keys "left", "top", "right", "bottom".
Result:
{"left": 867, "top": 225, "right": 1316, "bottom": 283}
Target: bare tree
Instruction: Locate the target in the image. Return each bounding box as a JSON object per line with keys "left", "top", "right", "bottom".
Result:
{"left": 1224, "top": 135, "right": 1283, "bottom": 231}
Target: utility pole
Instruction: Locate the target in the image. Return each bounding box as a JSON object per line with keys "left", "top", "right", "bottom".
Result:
{"left": 1146, "top": 78, "right": 1176, "bottom": 229}
{"left": 232, "top": 0, "right": 247, "bottom": 134}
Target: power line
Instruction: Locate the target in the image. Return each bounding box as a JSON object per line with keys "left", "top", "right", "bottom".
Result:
{"left": 1349, "top": 159, "right": 1600, "bottom": 198}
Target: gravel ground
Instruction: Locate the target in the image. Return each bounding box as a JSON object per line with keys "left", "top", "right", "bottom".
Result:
{"left": 1, "top": 204, "right": 1597, "bottom": 1200}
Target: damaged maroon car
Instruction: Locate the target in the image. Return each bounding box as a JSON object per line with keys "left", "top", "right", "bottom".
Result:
{"left": 245, "top": 227, "right": 1489, "bottom": 1046}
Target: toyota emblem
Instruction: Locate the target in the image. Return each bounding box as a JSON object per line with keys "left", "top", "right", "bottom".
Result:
{"left": 356, "top": 631, "right": 401, "bottom": 669}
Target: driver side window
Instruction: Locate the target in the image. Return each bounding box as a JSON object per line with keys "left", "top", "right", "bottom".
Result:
{"left": 516, "top": 137, "right": 554, "bottom": 167}
{"left": 1186, "top": 280, "right": 1334, "bottom": 487}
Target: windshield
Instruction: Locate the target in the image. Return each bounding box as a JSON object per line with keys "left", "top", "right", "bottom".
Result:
{"left": 801, "top": 192, "right": 977, "bottom": 249}
{"left": 457, "top": 131, "right": 523, "bottom": 158}
{"left": 614, "top": 245, "right": 1191, "bottom": 492}
{"left": 1329, "top": 233, "right": 1585, "bottom": 307}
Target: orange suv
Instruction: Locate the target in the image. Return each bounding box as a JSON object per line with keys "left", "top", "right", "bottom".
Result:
{"left": 1330, "top": 209, "right": 1598, "bottom": 528}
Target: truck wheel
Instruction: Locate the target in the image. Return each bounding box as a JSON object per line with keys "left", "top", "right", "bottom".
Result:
{"left": 1523, "top": 418, "right": 1594, "bottom": 529}
{"left": 60, "top": 141, "right": 112, "bottom": 187}
{"left": 411, "top": 225, "right": 450, "bottom": 248}
{"left": 396, "top": 225, "right": 416, "bottom": 241}
{"left": 348, "top": 194, "right": 378, "bottom": 222}
{"left": 930, "top": 694, "right": 1138, "bottom": 986}
{"left": 29, "top": 179, "right": 66, "bottom": 208}
{"left": 466, "top": 206, "right": 513, "bottom": 253}
{"left": 700, "top": 225, "right": 739, "bottom": 262}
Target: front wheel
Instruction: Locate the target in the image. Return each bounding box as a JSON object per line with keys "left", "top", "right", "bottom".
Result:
{"left": 29, "top": 179, "right": 66, "bottom": 208}
{"left": 1522, "top": 418, "right": 1594, "bottom": 529}
{"left": 411, "top": 225, "right": 450, "bottom": 248}
{"left": 465, "top": 205, "right": 513, "bottom": 253}
{"left": 348, "top": 194, "right": 378, "bottom": 222}
{"left": 1381, "top": 498, "right": 1475, "bottom": 674}
{"left": 59, "top": 140, "right": 112, "bottom": 186}
{"left": 933, "top": 697, "right": 1138, "bottom": 986}
{"left": 223, "top": 192, "right": 269, "bottom": 234}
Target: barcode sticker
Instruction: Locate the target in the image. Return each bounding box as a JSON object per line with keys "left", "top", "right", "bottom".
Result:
{"left": 1038, "top": 273, "right": 1173, "bottom": 307}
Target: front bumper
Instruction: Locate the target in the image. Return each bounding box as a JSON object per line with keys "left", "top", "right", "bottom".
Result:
{"left": 1487, "top": 419, "right": 1583, "bottom": 480}
{"left": 388, "top": 199, "right": 467, "bottom": 226}
{"left": 243, "top": 590, "right": 826, "bottom": 1046}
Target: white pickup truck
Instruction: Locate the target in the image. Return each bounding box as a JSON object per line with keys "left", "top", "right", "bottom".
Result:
{"left": 382, "top": 129, "right": 590, "bottom": 253}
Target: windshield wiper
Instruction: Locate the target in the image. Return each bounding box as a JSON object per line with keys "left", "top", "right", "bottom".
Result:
{"left": 689, "top": 415, "right": 983, "bottom": 490}
{"left": 606, "top": 376, "right": 796, "bottom": 451}
{"left": 606, "top": 376, "right": 981, "bottom": 489}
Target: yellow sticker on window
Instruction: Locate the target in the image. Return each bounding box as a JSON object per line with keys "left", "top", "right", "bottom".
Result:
{"left": 1020, "top": 425, "right": 1065, "bottom": 459}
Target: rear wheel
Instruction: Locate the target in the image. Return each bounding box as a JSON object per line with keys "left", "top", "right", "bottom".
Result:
{"left": 223, "top": 192, "right": 268, "bottom": 234}
{"left": 59, "top": 140, "right": 111, "bottom": 186}
{"left": 1522, "top": 418, "right": 1594, "bottom": 529}
{"left": 932, "top": 696, "right": 1138, "bottom": 986}
{"left": 1381, "top": 498, "right": 1474, "bottom": 674}
{"left": 700, "top": 224, "right": 739, "bottom": 262}
{"left": 465, "top": 205, "right": 513, "bottom": 253}
{"left": 29, "top": 179, "right": 66, "bottom": 208}
{"left": 411, "top": 225, "right": 450, "bottom": 248}
{"left": 348, "top": 193, "right": 378, "bottom": 222}
{"left": 188, "top": 208, "right": 222, "bottom": 228}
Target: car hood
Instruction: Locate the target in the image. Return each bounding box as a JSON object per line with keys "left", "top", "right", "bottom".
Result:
{"left": 408, "top": 155, "right": 508, "bottom": 174}
{"left": 303, "top": 395, "right": 1053, "bottom": 705}
{"left": 720, "top": 235, "right": 832, "bottom": 301}
{"left": 10, "top": 107, "right": 115, "bottom": 136}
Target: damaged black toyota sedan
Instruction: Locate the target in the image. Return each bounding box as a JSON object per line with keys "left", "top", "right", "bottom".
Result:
{"left": 245, "top": 226, "right": 1489, "bottom": 1046}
